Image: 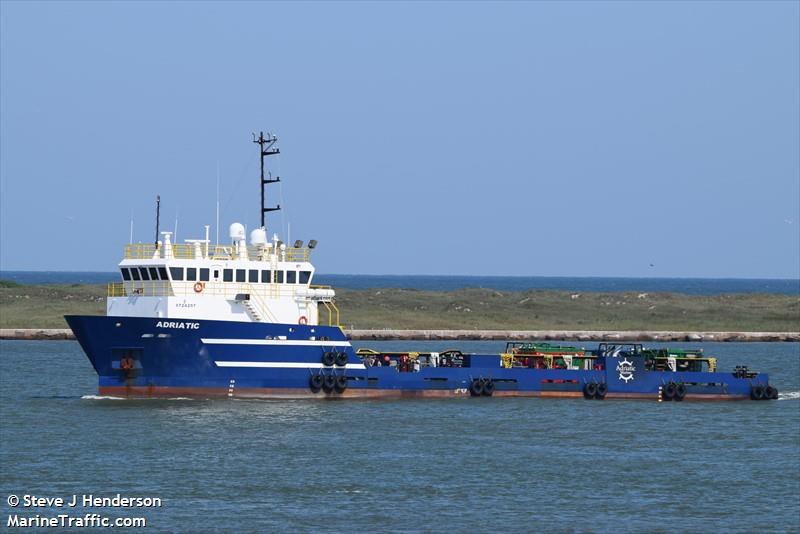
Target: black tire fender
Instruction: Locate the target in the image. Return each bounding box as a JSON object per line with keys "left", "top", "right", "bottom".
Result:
{"left": 334, "top": 375, "right": 348, "bottom": 393}
{"left": 482, "top": 380, "right": 495, "bottom": 396}
{"left": 595, "top": 382, "right": 608, "bottom": 399}
{"left": 322, "top": 351, "right": 336, "bottom": 367}
{"left": 323, "top": 374, "right": 336, "bottom": 392}
{"left": 765, "top": 385, "right": 778, "bottom": 400}
{"left": 584, "top": 382, "right": 598, "bottom": 399}
{"left": 751, "top": 385, "right": 765, "bottom": 401}
{"left": 309, "top": 374, "right": 324, "bottom": 392}
{"left": 335, "top": 351, "right": 349, "bottom": 367}
{"left": 674, "top": 383, "right": 687, "bottom": 401}
{"left": 663, "top": 382, "right": 677, "bottom": 401}
{"left": 470, "top": 379, "right": 484, "bottom": 397}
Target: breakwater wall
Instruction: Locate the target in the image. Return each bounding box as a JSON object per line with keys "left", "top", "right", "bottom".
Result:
{"left": 2, "top": 329, "right": 798, "bottom": 342}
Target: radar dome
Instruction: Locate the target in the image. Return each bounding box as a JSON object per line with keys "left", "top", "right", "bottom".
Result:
{"left": 250, "top": 228, "right": 267, "bottom": 246}
{"left": 229, "top": 223, "right": 245, "bottom": 241}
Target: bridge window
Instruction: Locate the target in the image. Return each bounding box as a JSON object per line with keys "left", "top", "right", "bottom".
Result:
{"left": 276, "top": 271, "right": 284, "bottom": 283}
{"left": 139, "top": 267, "right": 150, "bottom": 281}
{"left": 158, "top": 267, "right": 168, "bottom": 280}
{"left": 148, "top": 267, "right": 160, "bottom": 280}
{"left": 299, "top": 271, "right": 311, "bottom": 284}
{"left": 199, "top": 268, "right": 209, "bottom": 282}
{"left": 287, "top": 271, "right": 297, "bottom": 284}
{"left": 261, "top": 270, "right": 271, "bottom": 283}
{"left": 170, "top": 267, "right": 184, "bottom": 281}
{"left": 223, "top": 269, "right": 233, "bottom": 282}
{"left": 130, "top": 268, "right": 141, "bottom": 281}
{"left": 248, "top": 269, "right": 258, "bottom": 283}
{"left": 186, "top": 268, "right": 197, "bottom": 281}
{"left": 236, "top": 269, "right": 246, "bottom": 282}
{"left": 121, "top": 268, "right": 131, "bottom": 281}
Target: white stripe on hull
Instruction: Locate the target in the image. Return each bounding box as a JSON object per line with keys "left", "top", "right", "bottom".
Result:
{"left": 202, "top": 338, "right": 351, "bottom": 347}
{"left": 214, "top": 361, "right": 366, "bottom": 370}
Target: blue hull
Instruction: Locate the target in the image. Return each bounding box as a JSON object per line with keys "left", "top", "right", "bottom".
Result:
{"left": 65, "top": 315, "right": 770, "bottom": 400}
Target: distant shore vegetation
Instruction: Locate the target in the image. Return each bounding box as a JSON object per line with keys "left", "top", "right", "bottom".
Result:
{"left": 0, "top": 281, "right": 798, "bottom": 332}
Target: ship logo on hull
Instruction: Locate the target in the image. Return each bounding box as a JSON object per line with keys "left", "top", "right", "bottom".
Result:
{"left": 616, "top": 358, "right": 636, "bottom": 382}
{"left": 156, "top": 321, "right": 200, "bottom": 330}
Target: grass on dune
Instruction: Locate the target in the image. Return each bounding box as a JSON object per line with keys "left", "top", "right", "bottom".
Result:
{"left": 1, "top": 282, "right": 798, "bottom": 332}
{"left": 334, "top": 288, "right": 800, "bottom": 332}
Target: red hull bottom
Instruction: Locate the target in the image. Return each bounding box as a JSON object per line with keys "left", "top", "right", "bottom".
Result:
{"left": 97, "top": 386, "right": 749, "bottom": 401}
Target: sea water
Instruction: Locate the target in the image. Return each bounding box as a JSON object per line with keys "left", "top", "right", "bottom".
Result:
{"left": 1, "top": 340, "right": 798, "bottom": 532}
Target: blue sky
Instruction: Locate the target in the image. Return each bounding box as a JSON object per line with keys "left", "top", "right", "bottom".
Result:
{"left": 1, "top": 1, "right": 798, "bottom": 278}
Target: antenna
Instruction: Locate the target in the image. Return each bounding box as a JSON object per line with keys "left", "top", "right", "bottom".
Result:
{"left": 129, "top": 210, "right": 134, "bottom": 245}
{"left": 154, "top": 195, "right": 161, "bottom": 247}
{"left": 216, "top": 161, "right": 220, "bottom": 247}
{"left": 252, "top": 131, "right": 281, "bottom": 228}
{"left": 174, "top": 209, "right": 179, "bottom": 243}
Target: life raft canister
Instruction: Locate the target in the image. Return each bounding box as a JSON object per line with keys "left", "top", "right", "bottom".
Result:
{"left": 298, "top": 316, "right": 308, "bottom": 325}
{"left": 193, "top": 282, "right": 204, "bottom": 293}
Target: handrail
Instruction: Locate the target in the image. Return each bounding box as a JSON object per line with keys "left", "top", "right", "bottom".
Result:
{"left": 319, "top": 300, "right": 340, "bottom": 327}
{"left": 110, "top": 280, "right": 313, "bottom": 299}
{"left": 241, "top": 283, "right": 279, "bottom": 323}
{"left": 124, "top": 244, "right": 311, "bottom": 262}
{"left": 107, "top": 280, "right": 338, "bottom": 327}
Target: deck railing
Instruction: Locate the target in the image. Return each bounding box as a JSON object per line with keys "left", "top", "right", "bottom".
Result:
{"left": 124, "top": 244, "right": 310, "bottom": 262}
{"left": 106, "top": 281, "right": 339, "bottom": 326}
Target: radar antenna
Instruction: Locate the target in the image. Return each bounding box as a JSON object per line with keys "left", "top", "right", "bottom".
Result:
{"left": 252, "top": 131, "right": 281, "bottom": 228}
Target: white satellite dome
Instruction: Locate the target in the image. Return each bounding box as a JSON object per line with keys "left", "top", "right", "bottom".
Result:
{"left": 250, "top": 228, "right": 267, "bottom": 246}
{"left": 229, "top": 222, "right": 245, "bottom": 241}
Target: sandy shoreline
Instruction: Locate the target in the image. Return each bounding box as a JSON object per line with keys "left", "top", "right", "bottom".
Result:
{"left": 1, "top": 328, "right": 798, "bottom": 342}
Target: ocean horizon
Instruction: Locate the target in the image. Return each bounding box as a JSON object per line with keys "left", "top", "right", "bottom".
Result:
{"left": 1, "top": 270, "right": 798, "bottom": 295}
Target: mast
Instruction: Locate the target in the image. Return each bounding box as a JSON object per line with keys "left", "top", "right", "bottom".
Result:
{"left": 252, "top": 131, "right": 281, "bottom": 228}
{"left": 154, "top": 195, "right": 161, "bottom": 247}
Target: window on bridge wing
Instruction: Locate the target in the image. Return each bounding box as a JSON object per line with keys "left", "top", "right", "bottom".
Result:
{"left": 121, "top": 268, "right": 131, "bottom": 281}
{"left": 287, "top": 271, "right": 297, "bottom": 284}
{"left": 276, "top": 271, "right": 284, "bottom": 283}
{"left": 139, "top": 267, "right": 150, "bottom": 281}
{"left": 223, "top": 269, "right": 233, "bottom": 282}
{"left": 199, "top": 268, "right": 209, "bottom": 282}
{"left": 249, "top": 269, "right": 258, "bottom": 283}
{"left": 186, "top": 268, "right": 197, "bottom": 281}
{"left": 170, "top": 267, "right": 184, "bottom": 281}
{"left": 158, "top": 267, "right": 168, "bottom": 280}
{"left": 148, "top": 267, "right": 159, "bottom": 280}
{"left": 236, "top": 269, "right": 246, "bottom": 283}
{"left": 299, "top": 271, "right": 311, "bottom": 284}
{"left": 261, "top": 270, "right": 271, "bottom": 283}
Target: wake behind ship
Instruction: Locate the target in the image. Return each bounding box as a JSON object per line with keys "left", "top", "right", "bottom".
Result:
{"left": 67, "top": 131, "right": 778, "bottom": 402}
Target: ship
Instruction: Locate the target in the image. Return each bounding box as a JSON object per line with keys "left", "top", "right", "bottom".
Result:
{"left": 66, "top": 132, "right": 779, "bottom": 401}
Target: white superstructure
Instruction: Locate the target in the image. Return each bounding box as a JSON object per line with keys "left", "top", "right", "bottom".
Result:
{"left": 107, "top": 227, "right": 338, "bottom": 325}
